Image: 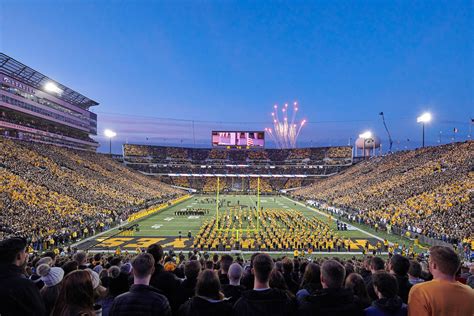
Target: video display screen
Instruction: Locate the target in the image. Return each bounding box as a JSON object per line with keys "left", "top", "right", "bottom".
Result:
{"left": 212, "top": 131, "right": 265, "bottom": 148}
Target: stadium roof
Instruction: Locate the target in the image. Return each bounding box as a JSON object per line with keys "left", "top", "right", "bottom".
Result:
{"left": 0, "top": 53, "right": 99, "bottom": 109}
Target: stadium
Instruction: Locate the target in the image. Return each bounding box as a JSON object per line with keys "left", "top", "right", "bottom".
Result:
{"left": 1, "top": 2, "right": 474, "bottom": 315}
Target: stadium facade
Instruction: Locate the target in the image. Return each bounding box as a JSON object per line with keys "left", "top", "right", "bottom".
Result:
{"left": 0, "top": 53, "right": 99, "bottom": 151}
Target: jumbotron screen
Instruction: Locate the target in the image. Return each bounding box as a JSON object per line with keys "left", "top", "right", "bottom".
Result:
{"left": 212, "top": 131, "right": 265, "bottom": 148}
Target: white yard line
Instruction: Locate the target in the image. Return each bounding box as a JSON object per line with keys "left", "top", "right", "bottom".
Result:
{"left": 248, "top": 195, "right": 255, "bottom": 207}
{"left": 282, "top": 196, "right": 384, "bottom": 242}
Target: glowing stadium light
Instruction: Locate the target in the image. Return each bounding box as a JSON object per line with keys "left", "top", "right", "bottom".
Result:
{"left": 104, "top": 129, "right": 117, "bottom": 138}
{"left": 104, "top": 129, "right": 117, "bottom": 156}
{"left": 417, "top": 112, "right": 432, "bottom": 147}
{"left": 266, "top": 102, "right": 306, "bottom": 149}
{"left": 417, "top": 112, "right": 432, "bottom": 123}
{"left": 359, "top": 131, "right": 373, "bottom": 139}
{"left": 43, "top": 81, "right": 62, "bottom": 94}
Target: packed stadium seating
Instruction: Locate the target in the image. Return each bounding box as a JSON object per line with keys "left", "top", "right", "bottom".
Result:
{"left": 122, "top": 144, "right": 352, "bottom": 192}
{"left": 249, "top": 178, "right": 272, "bottom": 193}
{"left": 0, "top": 138, "right": 183, "bottom": 244}
{"left": 292, "top": 141, "right": 474, "bottom": 244}
{"left": 123, "top": 144, "right": 353, "bottom": 166}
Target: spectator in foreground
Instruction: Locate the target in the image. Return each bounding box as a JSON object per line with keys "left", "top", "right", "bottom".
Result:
{"left": 178, "top": 259, "right": 202, "bottom": 305}
{"left": 178, "top": 269, "right": 232, "bottom": 315}
{"left": 296, "top": 262, "right": 322, "bottom": 303}
{"left": 222, "top": 262, "right": 245, "bottom": 305}
{"left": 467, "top": 265, "right": 474, "bottom": 289}
{"left": 298, "top": 259, "right": 363, "bottom": 316}
{"left": 345, "top": 273, "right": 371, "bottom": 309}
{"left": 234, "top": 253, "right": 294, "bottom": 316}
{"left": 269, "top": 269, "right": 295, "bottom": 299}
{"left": 0, "top": 237, "right": 46, "bottom": 316}
{"left": 365, "top": 271, "right": 407, "bottom": 316}
{"left": 282, "top": 257, "right": 299, "bottom": 294}
{"left": 367, "top": 256, "right": 386, "bottom": 300}
{"left": 147, "top": 243, "right": 181, "bottom": 312}
{"left": 109, "top": 253, "right": 171, "bottom": 316}
{"left": 52, "top": 270, "right": 96, "bottom": 316}
{"left": 37, "top": 263, "right": 64, "bottom": 316}
{"left": 218, "top": 254, "right": 233, "bottom": 285}
{"left": 408, "top": 260, "right": 424, "bottom": 285}
{"left": 388, "top": 255, "right": 412, "bottom": 304}
{"left": 408, "top": 246, "right": 474, "bottom": 316}
{"left": 74, "top": 251, "right": 89, "bottom": 269}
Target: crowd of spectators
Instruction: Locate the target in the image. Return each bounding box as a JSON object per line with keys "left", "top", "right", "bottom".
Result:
{"left": 327, "top": 146, "right": 353, "bottom": 158}
{"left": 1, "top": 238, "right": 473, "bottom": 316}
{"left": 128, "top": 163, "right": 345, "bottom": 177}
{"left": 287, "top": 148, "right": 311, "bottom": 160}
{"left": 293, "top": 141, "right": 473, "bottom": 245}
{"left": 249, "top": 178, "right": 272, "bottom": 192}
{"left": 0, "top": 138, "right": 183, "bottom": 248}
{"left": 247, "top": 150, "right": 269, "bottom": 160}
{"left": 285, "top": 178, "right": 303, "bottom": 189}
{"left": 166, "top": 148, "right": 189, "bottom": 160}
{"left": 123, "top": 144, "right": 353, "bottom": 165}
{"left": 171, "top": 177, "right": 190, "bottom": 188}
{"left": 208, "top": 149, "right": 228, "bottom": 160}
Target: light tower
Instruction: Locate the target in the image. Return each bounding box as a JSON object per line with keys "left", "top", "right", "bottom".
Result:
{"left": 104, "top": 129, "right": 117, "bottom": 156}
{"left": 416, "top": 112, "right": 432, "bottom": 148}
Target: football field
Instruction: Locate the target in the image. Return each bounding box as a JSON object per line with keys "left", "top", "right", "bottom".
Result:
{"left": 76, "top": 194, "right": 383, "bottom": 253}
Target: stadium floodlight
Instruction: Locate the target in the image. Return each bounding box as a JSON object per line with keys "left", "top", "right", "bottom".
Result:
{"left": 43, "top": 81, "right": 62, "bottom": 94}
{"left": 417, "top": 112, "right": 432, "bottom": 147}
{"left": 359, "top": 131, "right": 373, "bottom": 139}
{"left": 104, "top": 129, "right": 117, "bottom": 155}
{"left": 358, "top": 131, "right": 374, "bottom": 159}
{"left": 417, "top": 112, "right": 432, "bottom": 123}
{"left": 104, "top": 129, "right": 117, "bottom": 138}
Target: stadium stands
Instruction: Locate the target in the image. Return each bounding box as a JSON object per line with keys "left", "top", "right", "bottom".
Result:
{"left": 123, "top": 144, "right": 353, "bottom": 166}
{"left": 122, "top": 144, "right": 353, "bottom": 191}
{"left": 0, "top": 138, "right": 184, "bottom": 246}
{"left": 293, "top": 141, "right": 474, "bottom": 244}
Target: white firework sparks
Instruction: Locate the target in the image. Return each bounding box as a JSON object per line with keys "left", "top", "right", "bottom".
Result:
{"left": 265, "top": 102, "right": 306, "bottom": 149}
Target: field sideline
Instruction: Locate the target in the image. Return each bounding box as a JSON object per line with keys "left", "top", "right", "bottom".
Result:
{"left": 76, "top": 194, "right": 411, "bottom": 254}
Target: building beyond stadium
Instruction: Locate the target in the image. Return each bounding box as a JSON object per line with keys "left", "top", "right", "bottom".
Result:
{"left": 0, "top": 53, "right": 98, "bottom": 151}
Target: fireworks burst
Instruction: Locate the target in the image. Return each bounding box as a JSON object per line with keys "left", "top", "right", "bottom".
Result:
{"left": 265, "top": 102, "right": 306, "bottom": 149}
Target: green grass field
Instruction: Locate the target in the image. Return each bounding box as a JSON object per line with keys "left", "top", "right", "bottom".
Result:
{"left": 76, "top": 194, "right": 417, "bottom": 254}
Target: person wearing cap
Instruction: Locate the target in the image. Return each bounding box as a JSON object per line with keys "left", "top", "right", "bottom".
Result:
{"left": 86, "top": 268, "right": 108, "bottom": 302}
{"left": 0, "top": 237, "right": 46, "bottom": 316}
{"left": 37, "top": 263, "right": 64, "bottom": 315}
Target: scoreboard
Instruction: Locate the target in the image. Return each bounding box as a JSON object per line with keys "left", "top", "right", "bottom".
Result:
{"left": 211, "top": 131, "right": 265, "bottom": 149}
